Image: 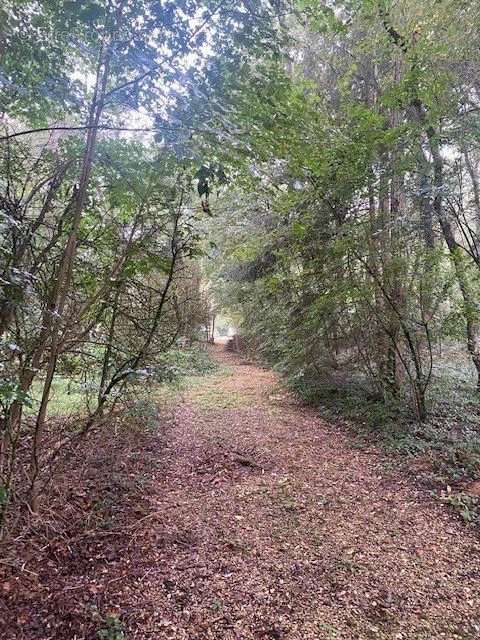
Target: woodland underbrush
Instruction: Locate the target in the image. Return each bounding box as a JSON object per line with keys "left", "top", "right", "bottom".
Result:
{"left": 247, "top": 340, "right": 480, "bottom": 524}
{"left": 0, "top": 346, "right": 217, "bottom": 541}
{"left": 0, "top": 346, "right": 218, "bottom": 637}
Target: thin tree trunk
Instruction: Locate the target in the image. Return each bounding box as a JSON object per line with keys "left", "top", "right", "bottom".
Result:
{"left": 426, "top": 129, "right": 480, "bottom": 389}
{"left": 416, "top": 157, "right": 435, "bottom": 249}
{"left": 28, "top": 43, "right": 112, "bottom": 510}
{"left": 98, "top": 281, "right": 122, "bottom": 409}
{"left": 379, "top": 8, "right": 480, "bottom": 391}
{"left": 463, "top": 144, "right": 480, "bottom": 234}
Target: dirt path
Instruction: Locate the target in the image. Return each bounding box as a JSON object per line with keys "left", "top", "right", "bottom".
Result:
{"left": 129, "top": 346, "right": 480, "bottom": 639}
{"left": 3, "top": 345, "right": 480, "bottom": 639}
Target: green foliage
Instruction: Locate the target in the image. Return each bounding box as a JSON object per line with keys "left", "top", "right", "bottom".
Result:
{"left": 187, "top": 0, "right": 480, "bottom": 476}
{"left": 152, "top": 347, "right": 218, "bottom": 385}
{"left": 0, "top": 379, "right": 32, "bottom": 411}
{"left": 97, "top": 615, "right": 126, "bottom": 640}
{"left": 27, "top": 377, "right": 88, "bottom": 417}
{"left": 440, "top": 492, "right": 480, "bottom": 525}
{"left": 3, "top": 0, "right": 480, "bottom": 540}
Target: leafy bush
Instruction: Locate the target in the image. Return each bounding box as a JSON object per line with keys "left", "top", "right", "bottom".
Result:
{"left": 97, "top": 615, "right": 126, "bottom": 640}
{"left": 150, "top": 347, "right": 217, "bottom": 385}
{"left": 440, "top": 492, "right": 480, "bottom": 524}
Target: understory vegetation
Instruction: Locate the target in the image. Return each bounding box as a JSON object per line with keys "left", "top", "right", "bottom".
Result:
{"left": 2, "top": 0, "right": 480, "bottom": 527}
{"left": 187, "top": 1, "right": 480, "bottom": 487}
{"left": 2, "top": 0, "right": 480, "bottom": 626}
{"left": 0, "top": 0, "right": 279, "bottom": 533}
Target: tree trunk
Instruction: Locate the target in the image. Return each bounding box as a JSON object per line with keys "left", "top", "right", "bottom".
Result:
{"left": 28, "top": 43, "right": 112, "bottom": 511}
{"left": 98, "top": 281, "right": 122, "bottom": 409}
{"left": 426, "top": 129, "right": 480, "bottom": 389}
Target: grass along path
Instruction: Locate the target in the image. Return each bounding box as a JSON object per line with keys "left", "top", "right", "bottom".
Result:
{"left": 2, "top": 344, "right": 480, "bottom": 639}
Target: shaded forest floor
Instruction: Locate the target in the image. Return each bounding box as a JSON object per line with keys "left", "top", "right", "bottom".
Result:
{"left": 2, "top": 345, "right": 480, "bottom": 639}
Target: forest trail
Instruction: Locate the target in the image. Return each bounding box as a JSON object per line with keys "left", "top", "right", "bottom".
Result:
{"left": 4, "top": 345, "right": 480, "bottom": 640}
{"left": 126, "top": 344, "right": 480, "bottom": 639}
